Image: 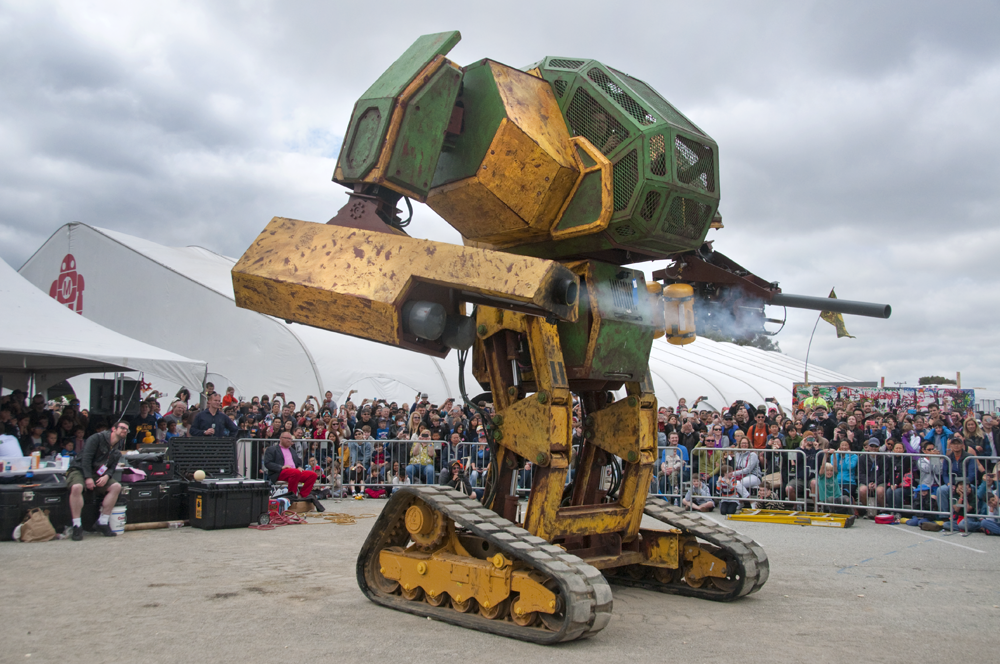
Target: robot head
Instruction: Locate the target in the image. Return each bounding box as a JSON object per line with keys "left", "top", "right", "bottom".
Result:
{"left": 530, "top": 58, "right": 720, "bottom": 263}
{"left": 60, "top": 254, "right": 77, "bottom": 273}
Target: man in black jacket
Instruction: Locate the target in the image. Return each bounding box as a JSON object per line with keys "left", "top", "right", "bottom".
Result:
{"left": 66, "top": 421, "right": 128, "bottom": 540}
{"left": 191, "top": 393, "right": 239, "bottom": 437}
{"left": 263, "top": 432, "right": 324, "bottom": 511}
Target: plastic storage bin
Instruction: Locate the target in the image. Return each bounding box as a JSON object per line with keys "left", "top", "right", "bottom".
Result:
{"left": 187, "top": 480, "right": 268, "bottom": 530}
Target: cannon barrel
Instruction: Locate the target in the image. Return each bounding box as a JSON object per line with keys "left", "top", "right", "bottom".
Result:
{"left": 770, "top": 293, "right": 891, "bottom": 319}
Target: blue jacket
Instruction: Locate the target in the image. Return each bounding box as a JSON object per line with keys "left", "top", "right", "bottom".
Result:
{"left": 923, "top": 426, "right": 953, "bottom": 454}
{"left": 835, "top": 452, "right": 858, "bottom": 486}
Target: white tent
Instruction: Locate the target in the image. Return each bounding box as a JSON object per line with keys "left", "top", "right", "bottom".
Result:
{"left": 647, "top": 335, "right": 856, "bottom": 412}
{"left": 18, "top": 223, "right": 473, "bottom": 406}
{"left": 18, "top": 223, "right": 857, "bottom": 410}
{"left": 0, "top": 257, "right": 206, "bottom": 393}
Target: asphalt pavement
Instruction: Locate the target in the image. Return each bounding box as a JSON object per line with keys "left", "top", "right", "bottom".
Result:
{"left": 2, "top": 499, "right": 997, "bottom": 663}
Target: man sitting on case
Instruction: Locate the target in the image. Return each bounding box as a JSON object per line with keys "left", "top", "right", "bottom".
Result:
{"left": 263, "top": 432, "right": 324, "bottom": 512}
{"left": 66, "top": 421, "right": 128, "bottom": 540}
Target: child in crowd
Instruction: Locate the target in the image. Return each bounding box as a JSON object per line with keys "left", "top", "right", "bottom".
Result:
{"left": 715, "top": 465, "right": 748, "bottom": 515}
{"left": 164, "top": 419, "right": 181, "bottom": 443}
{"left": 391, "top": 461, "right": 410, "bottom": 494}
{"left": 155, "top": 418, "right": 169, "bottom": 443}
{"left": 682, "top": 475, "right": 715, "bottom": 512}
{"left": 816, "top": 462, "right": 852, "bottom": 514}
{"left": 348, "top": 460, "right": 367, "bottom": 499}
{"left": 61, "top": 440, "right": 76, "bottom": 457}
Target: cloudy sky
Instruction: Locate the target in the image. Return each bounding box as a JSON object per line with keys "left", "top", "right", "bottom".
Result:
{"left": 2, "top": 0, "right": 998, "bottom": 390}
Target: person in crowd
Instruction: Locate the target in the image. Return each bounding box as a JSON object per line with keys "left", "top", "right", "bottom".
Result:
{"left": 857, "top": 438, "right": 886, "bottom": 517}
{"left": 66, "top": 421, "right": 128, "bottom": 540}
{"left": 831, "top": 438, "right": 860, "bottom": 506}
{"left": 191, "top": 392, "right": 239, "bottom": 438}
{"left": 469, "top": 427, "right": 491, "bottom": 486}
{"left": 347, "top": 460, "right": 367, "bottom": 498}
{"left": 816, "top": 462, "right": 852, "bottom": 514}
{"left": 942, "top": 480, "right": 980, "bottom": 533}
{"left": 407, "top": 430, "right": 436, "bottom": 484}
{"left": 693, "top": 425, "right": 728, "bottom": 492}
{"left": 885, "top": 440, "right": 912, "bottom": 510}
{"left": 802, "top": 386, "right": 829, "bottom": 411}
{"left": 263, "top": 431, "right": 323, "bottom": 511}
{"left": 730, "top": 435, "right": 762, "bottom": 495}
{"left": 975, "top": 470, "right": 1000, "bottom": 535}
{"left": 747, "top": 409, "right": 770, "bottom": 449}
{"left": 444, "top": 460, "right": 475, "bottom": 498}
{"left": 221, "top": 386, "right": 238, "bottom": 408}
{"left": 370, "top": 440, "right": 387, "bottom": 481}
{"left": 786, "top": 432, "right": 820, "bottom": 504}
{"left": 391, "top": 461, "right": 410, "bottom": 494}
{"left": 924, "top": 420, "right": 954, "bottom": 454}
{"left": 349, "top": 427, "right": 373, "bottom": 471}
{"left": 715, "top": 465, "right": 748, "bottom": 515}
{"left": 655, "top": 431, "right": 687, "bottom": 500}
{"left": 682, "top": 475, "right": 715, "bottom": 512}
{"left": 938, "top": 435, "right": 977, "bottom": 511}
{"left": 760, "top": 435, "right": 787, "bottom": 499}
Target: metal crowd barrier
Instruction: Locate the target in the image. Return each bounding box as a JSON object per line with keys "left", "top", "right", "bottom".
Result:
{"left": 809, "top": 450, "right": 999, "bottom": 525}
{"left": 235, "top": 438, "right": 1000, "bottom": 530}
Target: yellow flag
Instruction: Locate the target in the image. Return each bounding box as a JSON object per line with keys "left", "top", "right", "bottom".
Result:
{"left": 819, "top": 288, "right": 855, "bottom": 338}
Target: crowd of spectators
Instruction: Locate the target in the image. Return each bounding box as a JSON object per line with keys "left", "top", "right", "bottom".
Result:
{"left": 3, "top": 383, "right": 998, "bottom": 535}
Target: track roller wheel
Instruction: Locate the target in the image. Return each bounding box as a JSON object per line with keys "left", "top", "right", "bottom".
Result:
{"left": 425, "top": 592, "right": 448, "bottom": 607}
{"left": 451, "top": 595, "right": 476, "bottom": 613}
{"left": 509, "top": 594, "right": 538, "bottom": 626}
{"left": 710, "top": 558, "right": 741, "bottom": 593}
{"left": 652, "top": 566, "right": 680, "bottom": 584}
{"left": 479, "top": 597, "right": 510, "bottom": 620}
{"left": 372, "top": 547, "right": 402, "bottom": 594}
{"left": 400, "top": 585, "right": 424, "bottom": 601}
{"left": 682, "top": 564, "right": 707, "bottom": 589}
{"left": 538, "top": 579, "right": 564, "bottom": 631}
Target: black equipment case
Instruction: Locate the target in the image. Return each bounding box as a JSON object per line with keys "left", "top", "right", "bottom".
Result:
{"left": 1, "top": 483, "right": 70, "bottom": 541}
{"left": 121, "top": 480, "right": 187, "bottom": 524}
{"left": 167, "top": 437, "right": 268, "bottom": 529}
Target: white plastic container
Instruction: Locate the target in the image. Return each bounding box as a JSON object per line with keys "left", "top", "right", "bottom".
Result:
{"left": 110, "top": 505, "right": 127, "bottom": 534}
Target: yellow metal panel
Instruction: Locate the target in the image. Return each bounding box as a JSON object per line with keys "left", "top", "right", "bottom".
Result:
{"left": 479, "top": 118, "right": 577, "bottom": 231}
{"left": 426, "top": 175, "right": 532, "bottom": 240}
{"left": 232, "top": 217, "right": 576, "bottom": 351}
{"left": 490, "top": 62, "right": 576, "bottom": 171}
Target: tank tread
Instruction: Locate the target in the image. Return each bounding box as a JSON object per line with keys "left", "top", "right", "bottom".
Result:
{"left": 602, "top": 500, "right": 769, "bottom": 601}
{"left": 356, "top": 485, "right": 613, "bottom": 644}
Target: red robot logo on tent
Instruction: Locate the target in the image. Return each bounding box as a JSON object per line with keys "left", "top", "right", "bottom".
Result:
{"left": 50, "top": 253, "right": 85, "bottom": 314}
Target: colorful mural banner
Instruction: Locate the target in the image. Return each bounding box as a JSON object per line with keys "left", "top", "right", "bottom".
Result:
{"left": 792, "top": 384, "right": 976, "bottom": 414}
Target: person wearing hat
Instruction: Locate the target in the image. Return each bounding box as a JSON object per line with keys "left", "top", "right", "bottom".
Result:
{"left": 720, "top": 412, "right": 740, "bottom": 446}
{"left": 856, "top": 438, "right": 886, "bottom": 517}
{"left": 443, "top": 459, "right": 475, "bottom": 498}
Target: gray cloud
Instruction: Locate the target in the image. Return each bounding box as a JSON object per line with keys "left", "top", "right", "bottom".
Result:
{"left": 1, "top": 0, "right": 997, "bottom": 389}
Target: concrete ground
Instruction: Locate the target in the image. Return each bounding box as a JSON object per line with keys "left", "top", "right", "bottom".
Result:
{"left": 2, "top": 499, "right": 998, "bottom": 664}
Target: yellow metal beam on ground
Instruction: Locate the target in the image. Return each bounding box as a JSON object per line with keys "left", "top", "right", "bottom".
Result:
{"left": 726, "top": 509, "right": 856, "bottom": 529}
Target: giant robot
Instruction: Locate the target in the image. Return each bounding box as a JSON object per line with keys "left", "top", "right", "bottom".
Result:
{"left": 231, "top": 32, "right": 890, "bottom": 643}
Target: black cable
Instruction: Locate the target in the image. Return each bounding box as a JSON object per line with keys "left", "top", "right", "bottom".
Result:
{"left": 456, "top": 323, "right": 501, "bottom": 507}
{"left": 397, "top": 196, "right": 414, "bottom": 228}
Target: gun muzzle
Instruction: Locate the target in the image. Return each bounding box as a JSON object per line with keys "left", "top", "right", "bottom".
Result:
{"left": 770, "top": 293, "right": 891, "bottom": 319}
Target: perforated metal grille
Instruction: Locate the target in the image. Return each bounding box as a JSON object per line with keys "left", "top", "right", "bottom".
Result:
{"left": 612, "top": 149, "right": 639, "bottom": 212}
{"left": 553, "top": 79, "right": 567, "bottom": 97}
{"left": 675, "top": 135, "right": 716, "bottom": 192}
{"left": 610, "top": 277, "right": 638, "bottom": 311}
{"left": 650, "top": 134, "right": 667, "bottom": 176}
{"left": 588, "top": 68, "right": 656, "bottom": 126}
{"left": 663, "top": 196, "right": 712, "bottom": 239}
{"left": 566, "top": 87, "right": 630, "bottom": 155}
{"left": 639, "top": 191, "right": 661, "bottom": 222}
{"left": 548, "top": 58, "right": 585, "bottom": 70}
{"left": 609, "top": 68, "right": 704, "bottom": 136}
{"left": 613, "top": 224, "right": 637, "bottom": 238}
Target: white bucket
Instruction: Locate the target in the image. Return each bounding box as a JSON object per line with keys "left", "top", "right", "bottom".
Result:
{"left": 110, "top": 505, "right": 127, "bottom": 534}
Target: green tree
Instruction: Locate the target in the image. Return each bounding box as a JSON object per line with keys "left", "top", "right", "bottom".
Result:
{"left": 918, "top": 376, "right": 956, "bottom": 385}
